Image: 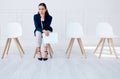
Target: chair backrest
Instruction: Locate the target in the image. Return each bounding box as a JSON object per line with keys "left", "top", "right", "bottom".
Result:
{"left": 5, "top": 22, "right": 22, "bottom": 38}
{"left": 43, "top": 32, "right": 58, "bottom": 44}
{"left": 96, "top": 22, "right": 115, "bottom": 38}
{"left": 66, "top": 22, "right": 84, "bottom": 38}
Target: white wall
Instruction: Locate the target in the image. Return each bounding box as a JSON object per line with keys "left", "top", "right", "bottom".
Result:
{"left": 0, "top": 0, "right": 120, "bottom": 48}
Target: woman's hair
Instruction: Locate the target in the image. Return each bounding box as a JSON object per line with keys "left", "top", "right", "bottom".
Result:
{"left": 38, "top": 3, "right": 50, "bottom": 17}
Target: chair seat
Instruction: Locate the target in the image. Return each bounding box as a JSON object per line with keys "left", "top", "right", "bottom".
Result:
{"left": 3, "top": 22, "right": 22, "bottom": 38}
{"left": 66, "top": 22, "right": 84, "bottom": 38}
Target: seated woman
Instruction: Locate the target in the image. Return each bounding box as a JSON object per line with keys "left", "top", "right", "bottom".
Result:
{"left": 33, "top": 3, "right": 53, "bottom": 61}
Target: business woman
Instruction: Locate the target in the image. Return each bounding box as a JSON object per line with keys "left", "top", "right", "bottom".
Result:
{"left": 33, "top": 3, "right": 53, "bottom": 61}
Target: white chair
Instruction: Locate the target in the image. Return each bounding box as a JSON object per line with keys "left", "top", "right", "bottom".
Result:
{"left": 66, "top": 22, "right": 86, "bottom": 59}
{"left": 34, "top": 32, "right": 58, "bottom": 58}
{"left": 94, "top": 22, "right": 118, "bottom": 59}
{"left": 1, "top": 22, "right": 25, "bottom": 59}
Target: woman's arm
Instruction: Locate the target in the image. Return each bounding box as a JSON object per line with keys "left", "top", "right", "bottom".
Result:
{"left": 34, "top": 15, "right": 42, "bottom": 32}
{"left": 43, "top": 16, "right": 53, "bottom": 32}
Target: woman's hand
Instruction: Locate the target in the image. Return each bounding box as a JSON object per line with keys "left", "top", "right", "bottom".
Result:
{"left": 43, "top": 30, "right": 49, "bottom": 36}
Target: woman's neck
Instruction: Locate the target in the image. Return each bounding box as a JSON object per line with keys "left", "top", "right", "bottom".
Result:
{"left": 41, "top": 18, "right": 44, "bottom": 21}
{"left": 40, "top": 14, "right": 45, "bottom": 21}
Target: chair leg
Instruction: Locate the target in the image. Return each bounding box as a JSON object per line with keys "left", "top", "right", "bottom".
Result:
{"left": 66, "top": 38, "right": 73, "bottom": 54}
{"left": 107, "top": 38, "right": 112, "bottom": 54}
{"left": 6, "top": 38, "right": 12, "bottom": 55}
{"left": 33, "top": 48, "right": 37, "bottom": 58}
{"left": 110, "top": 38, "right": 118, "bottom": 59}
{"left": 48, "top": 46, "right": 53, "bottom": 58}
{"left": 48, "top": 44, "right": 53, "bottom": 54}
{"left": 67, "top": 38, "right": 75, "bottom": 59}
{"left": 14, "top": 38, "right": 22, "bottom": 58}
{"left": 77, "top": 38, "right": 83, "bottom": 55}
{"left": 99, "top": 38, "right": 106, "bottom": 59}
{"left": 77, "top": 38, "right": 87, "bottom": 59}
{"left": 15, "top": 38, "right": 25, "bottom": 54}
{"left": 1, "top": 38, "right": 10, "bottom": 59}
{"left": 94, "top": 38, "right": 103, "bottom": 54}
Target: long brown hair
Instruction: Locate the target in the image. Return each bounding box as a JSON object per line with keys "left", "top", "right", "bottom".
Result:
{"left": 38, "top": 3, "right": 50, "bottom": 17}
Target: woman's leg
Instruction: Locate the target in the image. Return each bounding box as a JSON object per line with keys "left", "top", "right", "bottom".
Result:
{"left": 43, "top": 44, "right": 49, "bottom": 60}
{"left": 42, "top": 31, "right": 50, "bottom": 60}
{"left": 35, "top": 31, "right": 42, "bottom": 59}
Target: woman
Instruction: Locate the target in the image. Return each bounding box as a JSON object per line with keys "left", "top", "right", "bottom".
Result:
{"left": 33, "top": 3, "right": 53, "bottom": 61}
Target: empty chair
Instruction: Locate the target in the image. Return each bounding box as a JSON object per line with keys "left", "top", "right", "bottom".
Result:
{"left": 94, "top": 22, "right": 118, "bottom": 59}
{"left": 1, "top": 22, "right": 25, "bottom": 59}
{"left": 66, "top": 22, "right": 86, "bottom": 59}
{"left": 34, "top": 32, "right": 58, "bottom": 58}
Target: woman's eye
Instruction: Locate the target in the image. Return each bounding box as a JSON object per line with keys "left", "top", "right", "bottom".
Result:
{"left": 39, "top": 8, "right": 45, "bottom": 10}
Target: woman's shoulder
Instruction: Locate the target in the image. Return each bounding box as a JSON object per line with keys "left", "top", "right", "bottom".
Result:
{"left": 34, "top": 14, "right": 39, "bottom": 18}
{"left": 46, "top": 15, "right": 52, "bottom": 19}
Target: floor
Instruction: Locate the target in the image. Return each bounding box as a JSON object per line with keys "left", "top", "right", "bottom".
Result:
{"left": 0, "top": 46, "right": 120, "bottom": 79}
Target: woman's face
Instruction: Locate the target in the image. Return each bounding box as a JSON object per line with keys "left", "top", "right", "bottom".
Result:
{"left": 38, "top": 6, "right": 46, "bottom": 16}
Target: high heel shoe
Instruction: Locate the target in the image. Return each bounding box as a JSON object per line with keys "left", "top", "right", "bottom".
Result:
{"left": 43, "top": 51, "right": 48, "bottom": 61}
{"left": 37, "top": 52, "right": 42, "bottom": 61}
{"left": 38, "top": 58, "right": 42, "bottom": 61}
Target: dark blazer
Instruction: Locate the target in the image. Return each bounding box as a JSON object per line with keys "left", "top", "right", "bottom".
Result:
{"left": 33, "top": 13, "right": 53, "bottom": 36}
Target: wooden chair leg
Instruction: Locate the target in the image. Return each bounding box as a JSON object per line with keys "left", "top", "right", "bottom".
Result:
{"left": 6, "top": 38, "right": 12, "bottom": 55}
{"left": 77, "top": 38, "right": 83, "bottom": 55}
{"left": 67, "top": 38, "right": 74, "bottom": 55}
{"left": 78, "top": 38, "right": 87, "bottom": 59}
{"left": 49, "top": 51, "right": 53, "bottom": 58}
{"left": 107, "top": 38, "right": 112, "bottom": 54}
{"left": 94, "top": 38, "right": 103, "bottom": 54}
{"left": 67, "top": 38, "right": 75, "bottom": 59}
{"left": 48, "top": 44, "right": 53, "bottom": 54}
{"left": 14, "top": 38, "right": 22, "bottom": 58}
{"left": 110, "top": 38, "right": 118, "bottom": 59}
{"left": 48, "top": 46, "right": 52, "bottom": 58}
{"left": 16, "top": 38, "right": 25, "bottom": 54}
{"left": 66, "top": 38, "right": 73, "bottom": 54}
{"left": 99, "top": 38, "right": 106, "bottom": 59}
{"left": 1, "top": 38, "right": 10, "bottom": 59}
{"left": 33, "top": 48, "right": 37, "bottom": 58}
